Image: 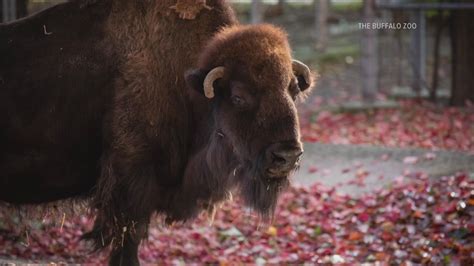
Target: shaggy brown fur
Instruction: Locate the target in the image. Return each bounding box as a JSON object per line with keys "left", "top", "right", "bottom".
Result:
{"left": 0, "top": 0, "right": 314, "bottom": 265}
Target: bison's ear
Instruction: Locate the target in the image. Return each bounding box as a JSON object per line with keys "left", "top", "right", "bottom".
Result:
{"left": 292, "top": 60, "right": 313, "bottom": 92}
{"left": 295, "top": 75, "right": 311, "bottom": 92}
{"left": 185, "top": 69, "right": 206, "bottom": 96}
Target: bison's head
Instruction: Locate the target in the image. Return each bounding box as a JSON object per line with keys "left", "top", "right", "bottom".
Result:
{"left": 184, "top": 24, "right": 314, "bottom": 219}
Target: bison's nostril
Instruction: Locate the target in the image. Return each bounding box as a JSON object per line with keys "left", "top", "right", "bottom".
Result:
{"left": 269, "top": 148, "right": 303, "bottom": 172}
{"left": 272, "top": 149, "right": 303, "bottom": 163}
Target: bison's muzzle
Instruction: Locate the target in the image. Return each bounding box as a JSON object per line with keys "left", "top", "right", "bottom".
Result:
{"left": 264, "top": 141, "right": 303, "bottom": 178}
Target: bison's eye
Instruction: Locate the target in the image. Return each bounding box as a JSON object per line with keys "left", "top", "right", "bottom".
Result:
{"left": 231, "top": 95, "right": 247, "bottom": 107}
{"left": 230, "top": 82, "right": 254, "bottom": 110}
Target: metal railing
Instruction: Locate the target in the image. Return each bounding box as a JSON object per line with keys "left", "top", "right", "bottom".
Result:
{"left": 376, "top": 0, "right": 474, "bottom": 93}
{"left": 377, "top": 1, "right": 474, "bottom": 10}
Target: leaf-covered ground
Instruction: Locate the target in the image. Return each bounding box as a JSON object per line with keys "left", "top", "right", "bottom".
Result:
{"left": 300, "top": 101, "right": 474, "bottom": 152}
{"left": 1, "top": 101, "right": 473, "bottom": 264}
{"left": 0, "top": 173, "right": 473, "bottom": 264}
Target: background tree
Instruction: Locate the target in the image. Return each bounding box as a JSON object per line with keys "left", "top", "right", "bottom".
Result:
{"left": 1, "top": 0, "right": 27, "bottom": 22}
{"left": 278, "top": 0, "right": 286, "bottom": 10}
{"left": 430, "top": 10, "right": 447, "bottom": 101}
{"left": 314, "top": 0, "right": 329, "bottom": 51}
{"left": 251, "top": 0, "right": 263, "bottom": 24}
{"left": 361, "top": 0, "right": 377, "bottom": 102}
{"left": 16, "top": 0, "right": 27, "bottom": 18}
{"left": 450, "top": 1, "right": 474, "bottom": 105}
{"left": 265, "top": 0, "right": 285, "bottom": 18}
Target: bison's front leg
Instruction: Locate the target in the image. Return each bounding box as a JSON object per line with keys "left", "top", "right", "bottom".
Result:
{"left": 90, "top": 77, "right": 190, "bottom": 264}
{"left": 108, "top": 221, "right": 147, "bottom": 266}
{"left": 85, "top": 210, "right": 148, "bottom": 266}
{"left": 87, "top": 151, "right": 160, "bottom": 265}
{"left": 110, "top": 247, "right": 139, "bottom": 266}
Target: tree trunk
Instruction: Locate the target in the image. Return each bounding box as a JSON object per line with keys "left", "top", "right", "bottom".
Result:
{"left": 278, "top": 0, "right": 285, "bottom": 9}
{"left": 450, "top": 5, "right": 474, "bottom": 106}
{"left": 277, "top": 0, "right": 285, "bottom": 15}
{"left": 251, "top": 0, "right": 263, "bottom": 24}
{"left": 361, "top": 0, "right": 377, "bottom": 102}
{"left": 431, "top": 10, "right": 445, "bottom": 102}
{"left": 1, "top": 0, "right": 27, "bottom": 22}
{"left": 393, "top": 10, "right": 405, "bottom": 86}
{"left": 16, "top": 0, "right": 27, "bottom": 19}
{"left": 315, "top": 0, "right": 329, "bottom": 51}
{"left": 1, "top": 0, "right": 7, "bottom": 22}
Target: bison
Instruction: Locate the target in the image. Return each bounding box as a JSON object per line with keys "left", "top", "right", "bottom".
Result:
{"left": 0, "top": 0, "right": 315, "bottom": 264}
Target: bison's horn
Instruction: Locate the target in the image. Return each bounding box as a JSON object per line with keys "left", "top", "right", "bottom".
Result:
{"left": 292, "top": 60, "right": 311, "bottom": 85}
{"left": 203, "top": 66, "right": 225, "bottom": 98}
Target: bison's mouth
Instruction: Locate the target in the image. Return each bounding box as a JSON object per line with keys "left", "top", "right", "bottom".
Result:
{"left": 265, "top": 168, "right": 294, "bottom": 180}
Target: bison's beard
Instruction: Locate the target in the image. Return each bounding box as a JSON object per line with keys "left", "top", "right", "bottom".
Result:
{"left": 166, "top": 135, "right": 290, "bottom": 223}
{"left": 234, "top": 161, "right": 290, "bottom": 220}
{"left": 199, "top": 136, "right": 292, "bottom": 221}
